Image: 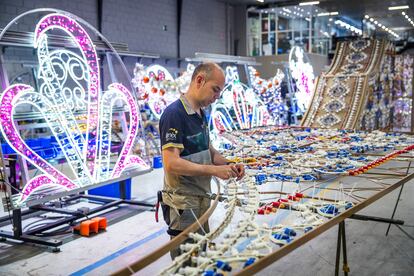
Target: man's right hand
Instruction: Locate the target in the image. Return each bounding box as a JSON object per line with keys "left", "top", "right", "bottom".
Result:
{"left": 212, "top": 164, "right": 240, "bottom": 180}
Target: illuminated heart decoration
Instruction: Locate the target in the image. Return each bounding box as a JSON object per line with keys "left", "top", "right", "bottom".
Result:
{"left": 0, "top": 13, "right": 149, "bottom": 205}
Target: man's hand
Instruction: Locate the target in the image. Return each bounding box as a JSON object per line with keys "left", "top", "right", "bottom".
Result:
{"left": 234, "top": 163, "right": 245, "bottom": 181}
{"left": 213, "top": 164, "right": 240, "bottom": 180}
{"left": 213, "top": 164, "right": 246, "bottom": 180}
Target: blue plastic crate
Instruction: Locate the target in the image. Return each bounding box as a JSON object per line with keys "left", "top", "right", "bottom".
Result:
{"left": 88, "top": 178, "right": 132, "bottom": 199}
{"left": 153, "top": 156, "right": 163, "bottom": 168}
{"left": 2, "top": 143, "right": 15, "bottom": 154}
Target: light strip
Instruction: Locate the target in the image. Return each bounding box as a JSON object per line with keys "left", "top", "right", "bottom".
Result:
{"left": 365, "top": 15, "right": 400, "bottom": 38}
{"left": 388, "top": 5, "right": 409, "bottom": 10}
{"left": 334, "top": 20, "right": 362, "bottom": 35}
{"left": 299, "top": 1, "right": 319, "bottom": 6}
{"left": 402, "top": 11, "right": 414, "bottom": 28}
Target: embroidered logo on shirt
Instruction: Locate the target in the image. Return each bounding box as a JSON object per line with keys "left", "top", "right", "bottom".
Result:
{"left": 166, "top": 128, "right": 178, "bottom": 142}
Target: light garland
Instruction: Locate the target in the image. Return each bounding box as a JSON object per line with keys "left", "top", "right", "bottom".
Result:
{"left": 158, "top": 127, "right": 414, "bottom": 275}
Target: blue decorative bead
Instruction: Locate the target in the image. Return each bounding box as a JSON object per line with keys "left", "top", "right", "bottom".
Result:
{"left": 320, "top": 204, "right": 338, "bottom": 215}
{"left": 283, "top": 227, "right": 297, "bottom": 236}
{"left": 216, "top": 260, "right": 232, "bottom": 272}
{"left": 304, "top": 226, "right": 313, "bottom": 233}
{"left": 243, "top": 258, "right": 256, "bottom": 268}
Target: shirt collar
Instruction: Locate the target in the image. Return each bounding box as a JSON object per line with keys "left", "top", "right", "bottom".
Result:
{"left": 180, "top": 95, "right": 196, "bottom": 115}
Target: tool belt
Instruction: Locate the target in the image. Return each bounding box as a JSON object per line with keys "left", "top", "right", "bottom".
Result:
{"left": 155, "top": 190, "right": 224, "bottom": 223}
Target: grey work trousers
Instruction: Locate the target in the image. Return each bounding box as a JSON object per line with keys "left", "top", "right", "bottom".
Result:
{"left": 162, "top": 203, "right": 210, "bottom": 259}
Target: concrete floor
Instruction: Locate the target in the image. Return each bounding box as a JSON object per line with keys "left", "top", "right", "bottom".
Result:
{"left": 0, "top": 168, "right": 413, "bottom": 275}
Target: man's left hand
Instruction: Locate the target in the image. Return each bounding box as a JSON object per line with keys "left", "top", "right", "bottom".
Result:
{"left": 233, "top": 163, "right": 245, "bottom": 181}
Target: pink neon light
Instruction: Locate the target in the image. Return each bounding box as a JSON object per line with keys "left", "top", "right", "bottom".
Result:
{"left": 109, "top": 83, "right": 144, "bottom": 178}
{"left": 0, "top": 84, "right": 78, "bottom": 202}
{"left": 20, "top": 175, "right": 73, "bottom": 201}
{"left": 35, "top": 14, "right": 100, "bottom": 175}
{"left": 125, "top": 156, "right": 151, "bottom": 170}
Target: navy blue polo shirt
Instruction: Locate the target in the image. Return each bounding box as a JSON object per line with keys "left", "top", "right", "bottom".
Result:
{"left": 159, "top": 95, "right": 212, "bottom": 209}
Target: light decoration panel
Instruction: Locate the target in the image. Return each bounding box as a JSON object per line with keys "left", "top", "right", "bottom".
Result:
{"left": 225, "top": 65, "right": 240, "bottom": 84}
{"left": 210, "top": 72, "right": 274, "bottom": 146}
{"left": 248, "top": 66, "right": 287, "bottom": 125}
{"left": 175, "top": 63, "right": 195, "bottom": 94}
{"left": 132, "top": 63, "right": 194, "bottom": 119}
{"left": 0, "top": 13, "right": 149, "bottom": 207}
{"left": 393, "top": 54, "right": 414, "bottom": 131}
{"left": 144, "top": 65, "right": 178, "bottom": 119}
{"left": 289, "top": 46, "right": 315, "bottom": 113}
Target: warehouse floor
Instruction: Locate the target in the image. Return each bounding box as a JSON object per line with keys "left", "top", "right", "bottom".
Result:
{"left": 0, "top": 168, "right": 413, "bottom": 276}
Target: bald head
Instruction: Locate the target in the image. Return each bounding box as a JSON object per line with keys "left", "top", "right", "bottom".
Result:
{"left": 186, "top": 62, "right": 225, "bottom": 109}
{"left": 191, "top": 62, "right": 224, "bottom": 82}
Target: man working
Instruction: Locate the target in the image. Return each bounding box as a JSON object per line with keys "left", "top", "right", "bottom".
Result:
{"left": 159, "top": 62, "right": 245, "bottom": 258}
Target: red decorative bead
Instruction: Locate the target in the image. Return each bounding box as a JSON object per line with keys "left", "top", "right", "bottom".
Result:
{"left": 295, "top": 192, "right": 304, "bottom": 198}
{"left": 271, "top": 201, "right": 280, "bottom": 208}
{"left": 257, "top": 207, "right": 265, "bottom": 215}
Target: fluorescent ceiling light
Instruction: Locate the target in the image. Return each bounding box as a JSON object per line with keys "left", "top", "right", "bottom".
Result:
{"left": 317, "top": 12, "right": 330, "bottom": 16}
{"left": 364, "top": 15, "right": 369, "bottom": 18}
{"left": 388, "top": 5, "right": 409, "bottom": 10}
{"left": 299, "top": 1, "right": 319, "bottom": 6}
{"left": 317, "top": 11, "right": 339, "bottom": 17}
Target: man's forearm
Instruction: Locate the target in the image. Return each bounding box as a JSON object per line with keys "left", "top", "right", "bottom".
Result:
{"left": 164, "top": 155, "right": 216, "bottom": 176}
{"left": 210, "top": 146, "right": 229, "bottom": 165}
